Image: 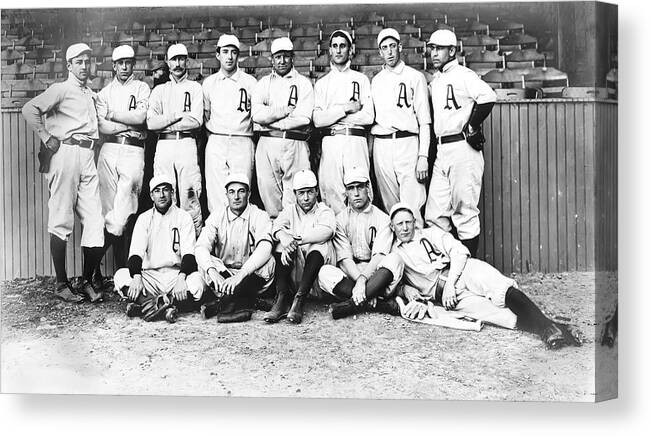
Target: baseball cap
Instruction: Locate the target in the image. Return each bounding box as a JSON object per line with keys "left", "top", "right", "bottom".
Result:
{"left": 224, "top": 172, "right": 250, "bottom": 190}
{"left": 377, "top": 28, "right": 401, "bottom": 47}
{"left": 293, "top": 169, "right": 317, "bottom": 190}
{"left": 389, "top": 202, "right": 414, "bottom": 220}
{"left": 112, "top": 45, "right": 135, "bottom": 61}
{"left": 66, "top": 43, "right": 92, "bottom": 61}
{"left": 427, "top": 29, "right": 458, "bottom": 47}
{"left": 271, "top": 37, "right": 293, "bottom": 55}
{"left": 167, "top": 43, "right": 188, "bottom": 59}
{"left": 329, "top": 29, "right": 353, "bottom": 46}
{"left": 149, "top": 174, "right": 175, "bottom": 192}
{"left": 343, "top": 166, "right": 370, "bottom": 186}
{"left": 217, "top": 34, "right": 240, "bottom": 50}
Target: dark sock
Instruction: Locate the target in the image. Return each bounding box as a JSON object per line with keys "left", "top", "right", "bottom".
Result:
{"left": 332, "top": 277, "right": 355, "bottom": 300}
{"left": 50, "top": 234, "right": 68, "bottom": 283}
{"left": 82, "top": 247, "right": 104, "bottom": 282}
{"left": 113, "top": 234, "right": 127, "bottom": 269}
{"left": 364, "top": 267, "right": 393, "bottom": 299}
{"left": 296, "top": 251, "right": 324, "bottom": 297}
{"left": 461, "top": 236, "right": 479, "bottom": 258}
{"left": 273, "top": 252, "right": 294, "bottom": 295}
{"left": 505, "top": 287, "right": 553, "bottom": 335}
{"left": 95, "top": 230, "right": 117, "bottom": 277}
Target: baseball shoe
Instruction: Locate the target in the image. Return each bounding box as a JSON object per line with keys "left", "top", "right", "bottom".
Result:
{"left": 373, "top": 298, "right": 401, "bottom": 316}
{"left": 92, "top": 272, "right": 113, "bottom": 292}
{"left": 165, "top": 307, "right": 178, "bottom": 323}
{"left": 541, "top": 324, "right": 565, "bottom": 350}
{"left": 200, "top": 302, "right": 220, "bottom": 320}
{"left": 558, "top": 323, "right": 585, "bottom": 347}
{"left": 53, "top": 281, "right": 84, "bottom": 303}
{"left": 254, "top": 298, "right": 273, "bottom": 312}
{"left": 287, "top": 294, "right": 306, "bottom": 324}
{"left": 263, "top": 289, "right": 290, "bottom": 323}
{"left": 79, "top": 280, "right": 103, "bottom": 303}
{"left": 125, "top": 302, "right": 142, "bottom": 318}
{"left": 330, "top": 299, "right": 364, "bottom": 320}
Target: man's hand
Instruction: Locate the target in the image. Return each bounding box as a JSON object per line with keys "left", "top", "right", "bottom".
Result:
{"left": 172, "top": 274, "right": 188, "bottom": 301}
{"left": 278, "top": 231, "right": 300, "bottom": 253}
{"left": 207, "top": 268, "right": 225, "bottom": 297}
{"left": 402, "top": 285, "right": 422, "bottom": 302}
{"left": 442, "top": 281, "right": 458, "bottom": 310}
{"left": 220, "top": 272, "right": 246, "bottom": 296}
{"left": 45, "top": 136, "right": 60, "bottom": 153}
{"left": 416, "top": 155, "right": 428, "bottom": 182}
{"left": 128, "top": 274, "right": 144, "bottom": 300}
{"left": 284, "top": 105, "right": 295, "bottom": 116}
{"left": 280, "top": 247, "right": 294, "bottom": 266}
{"left": 352, "top": 276, "right": 367, "bottom": 305}
{"left": 344, "top": 100, "right": 362, "bottom": 114}
{"left": 169, "top": 112, "right": 184, "bottom": 125}
{"left": 404, "top": 300, "right": 428, "bottom": 320}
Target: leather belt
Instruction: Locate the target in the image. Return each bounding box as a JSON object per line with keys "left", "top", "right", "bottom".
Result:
{"left": 159, "top": 131, "right": 195, "bottom": 140}
{"left": 63, "top": 137, "right": 96, "bottom": 149}
{"left": 326, "top": 127, "right": 366, "bottom": 137}
{"left": 104, "top": 135, "right": 145, "bottom": 147}
{"left": 374, "top": 131, "right": 417, "bottom": 139}
{"left": 209, "top": 131, "right": 252, "bottom": 138}
{"left": 432, "top": 267, "right": 450, "bottom": 304}
{"left": 438, "top": 133, "right": 466, "bottom": 145}
{"left": 259, "top": 130, "right": 309, "bottom": 141}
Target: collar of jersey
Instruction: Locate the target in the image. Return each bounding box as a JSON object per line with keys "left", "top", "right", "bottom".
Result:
{"left": 226, "top": 204, "right": 250, "bottom": 222}
{"left": 153, "top": 203, "right": 177, "bottom": 217}
{"left": 67, "top": 74, "right": 90, "bottom": 89}
{"left": 112, "top": 74, "right": 135, "bottom": 86}
{"left": 296, "top": 201, "right": 318, "bottom": 216}
{"left": 395, "top": 227, "right": 419, "bottom": 246}
{"left": 271, "top": 68, "right": 297, "bottom": 79}
{"left": 329, "top": 60, "right": 352, "bottom": 74}
{"left": 170, "top": 72, "right": 189, "bottom": 84}
{"left": 348, "top": 202, "right": 373, "bottom": 215}
{"left": 441, "top": 58, "right": 459, "bottom": 73}
{"left": 216, "top": 68, "right": 240, "bottom": 81}
{"left": 383, "top": 60, "right": 405, "bottom": 74}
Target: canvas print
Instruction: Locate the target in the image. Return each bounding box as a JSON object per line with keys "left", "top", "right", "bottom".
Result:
{"left": 0, "top": 1, "right": 618, "bottom": 401}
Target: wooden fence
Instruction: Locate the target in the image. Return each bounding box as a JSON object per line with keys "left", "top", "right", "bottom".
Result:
{"left": 0, "top": 98, "right": 617, "bottom": 280}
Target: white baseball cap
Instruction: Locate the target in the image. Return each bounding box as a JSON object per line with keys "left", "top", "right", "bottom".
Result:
{"left": 66, "top": 43, "right": 92, "bottom": 61}
{"left": 427, "top": 29, "right": 458, "bottom": 47}
{"left": 167, "top": 43, "right": 188, "bottom": 59}
{"left": 271, "top": 37, "right": 293, "bottom": 55}
{"left": 329, "top": 29, "right": 353, "bottom": 46}
{"left": 224, "top": 172, "right": 250, "bottom": 189}
{"left": 217, "top": 34, "right": 240, "bottom": 51}
{"left": 149, "top": 174, "right": 175, "bottom": 192}
{"left": 112, "top": 44, "right": 135, "bottom": 61}
{"left": 389, "top": 202, "right": 414, "bottom": 220}
{"left": 343, "top": 166, "right": 370, "bottom": 186}
{"left": 293, "top": 169, "right": 317, "bottom": 190}
{"left": 377, "top": 28, "right": 401, "bottom": 47}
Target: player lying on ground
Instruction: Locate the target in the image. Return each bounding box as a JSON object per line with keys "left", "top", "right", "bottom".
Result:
{"left": 388, "top": 203, "right": 584, "bottom": 349}
{"left": 194, "top": 173, "right": 275, "bottom": 323}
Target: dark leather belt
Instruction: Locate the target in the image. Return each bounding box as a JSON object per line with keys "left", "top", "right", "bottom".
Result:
{"left": 209, "top": 131, "right": 251, "bottom": 138}
{"left": 438, "top": 133, "right": 465, "bottom": 145}
{"left": 326, "top": 127, "right": 366, "bottom": 137}
{"left": 433, "top": 268, "right": 449, "bottom": 304}
{"left": 63, "top": 137, "right": 96, "bottom": 149}
{"left": 159, "top": 131, "right": 195, "bottom": 140}
{"left": 259, "top": 130, "right": 309, "bottom": 141}
{"left": 104, "top": 135, "right": 145, "bottom": 147}
{"left": 374, "top": 131, "right": 417, "bottom": 139}
{"left": 352, "top": 256, "right": 371, "bottom": 264}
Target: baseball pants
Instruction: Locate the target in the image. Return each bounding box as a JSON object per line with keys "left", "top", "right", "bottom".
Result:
{"left": 97, "top": 142, "right": 144, "bottom": 236}
{"left": 276, "top": 241, "right": 335, "bottom": 299}
{"left": 205, "top": 134, "right": 255, "bottom": 214}
{"left": 153, "top": 138, "right": 203, "bottom": 234}
{"left": 425, "top": 140, "right": 484, "bottom": 240}
{"left": 318, "top": 135, "right": 371, "bottom": 215}
{"left": 255, "top": 136, "right": 310, "bottom": 218}
{"left": 113, "top": 267, "right": 203, "bottom": 300}
{"left": 194, "top": 253, "right": 276, "bottom": 300}
{"left": 373, "top": 136, "right": 426, "bottom": 227}
{"left": 45, "top": 143, "right": 104, "bottom": 248}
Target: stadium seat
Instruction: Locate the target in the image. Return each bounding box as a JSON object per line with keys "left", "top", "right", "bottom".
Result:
{"left": 464, "top": 49, "right": 501, "bottom": 70}
{"left": 560, "top": 87, "right": 608, "bottom": 99}
{"left": 498, "top": 33, "right": 538, "bottom": 52}
{"left": 4, "top": 78, "right": 47, "bottom": 97}
{"left": 460, "top": 34, "right": 499, "bottom": 53}
{"left": 523, "top": 66, "right": 569, "bottom": 98}
{"left": 494, "top": 88, "right": 526, "bottom": 100}
{"left": 482, "top": 68, "right": 525, "bottom": 89}
{"left": 1, "top": 62, "right": 33, "bottom": 79}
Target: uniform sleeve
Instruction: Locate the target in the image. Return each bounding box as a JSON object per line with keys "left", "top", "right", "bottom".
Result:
{"left": 314, "top": 205, "right": 336, "bottom": 232}
{"left": 271, "top": 207, "right": 292, "bottom": 239}
{"left": 252, "top": 208, "right": 273, "bottom": 247}
{"left": 95, "top": 87, "right": 109, "bottom": 119}
{"left": 194, "top": 212, "right": 219, "bottom": 271}
{"left": 128, "top": 212, "right": 151, "bottom": 258}
{"left": 136, "top": 82, "right": 151, "bottom": 112}
{"left": 343, "top": 74, "right": 374, "bottom": 126}
{"left": 312, "top": 76, "right": 346, "bottom": 128}
{"left": 251, "top": 76, "right": 284, "bottom": 125}
{"left": 147, "top": 85, "right": 164, "bottom": 118}
{"left": 179, "top": 210, "right": 198, "bottom": 257}
{"left": 188, "top": 82, "right": 204, "bottom": 125}
{"left": 332, "top": 215, "right": 354, "bottom": 262}
{"left": 426, "top": 226, "right": 469, "bottom": 260}
{"left": 21, "top": 83, "right": 65, "bottom": 143}
{"left": 202, "top": 77, "right": 212, "bottom": 122}
{"left": 413, "top": 71, "right": 432, "bottom": 126}
{"left": 370, "top": 214, "right": 393, "bottom": 257}
{"left": 274, "top": 75, "right": 313, "bottom": 130}
{"left": 466, "top": 70, "right": 497, "bottom": 104}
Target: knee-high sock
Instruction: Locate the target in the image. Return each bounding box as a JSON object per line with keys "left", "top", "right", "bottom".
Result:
{"left": 505, "top": 287, "right": 553, "bottom": 334}
{"left": 50, "top": 234, "right": 68, "bottom": 283}
{"left": 95, "top": 230, "right": 117, "bottom": 276}
{"left": 83, "top": 247, "right": 104, "bottom": 283}
{"left": 296, "top": 251, "right": 324, "bottom": 297}
{"left": 273, "top": 252, "right": 293, "bottom": 295}
{"left": 364, "top": 267, "right": 393, "bottom": 299}
{"left": 460, "top": 236, "right": 479, "bottom": 258}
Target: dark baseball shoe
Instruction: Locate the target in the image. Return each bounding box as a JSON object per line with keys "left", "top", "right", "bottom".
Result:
{"left": 373, "top": 298, "right": 401, "bottom": 316}
{"left": 79, "top": 280, "right": 103, "bottom": 303}
{"left": 125, "top": 302, "right": 142, "bottom": 318}
{"left": 541, "top": 324, "right": 565, "bottom": 350}
{"left": 54, "top": 281, "right": 84, "bottom": 303}
{"left": 92, "top": 272, "right": 113, "bottom": 292}
{"left": 165, "top": 307, "right": 178, "bottom": 323}
{"left": 558, "top": 323, "right": 585, "bottom": 347}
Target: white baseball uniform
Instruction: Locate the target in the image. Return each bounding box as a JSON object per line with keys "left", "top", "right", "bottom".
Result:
{"left": 252, "top": 67, "right": 314, "bottom": 218}
{"left": 313, "top": 61, "right": 374, "bottom": 214}
{"left": 96, "top": 75, "right": 150, "bottom": 236}
{"left": 194, "top": 204, "right": 275, "bottom": 299}
{"left": 371, "top": 60, "right": 431, "bottom": 227}
{"left": 202, "top": 68, "right": 258, "bottom": 214}
{"left": 21, "top": 75, "right": 104, "bottom": 247}
{"left": 147, "top": 73, "right": 204, "bottom": 234}
{"left": 113, "top": 204, "right": 202, "bottom": 297}
{"left": 425, "top": 58, "right": 497, "bottom": 240}
{"left": 392, "top": 225, "right": 517, "bottom": 328}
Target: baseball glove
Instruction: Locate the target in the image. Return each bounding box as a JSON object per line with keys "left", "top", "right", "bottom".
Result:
{"left": 464, "top": 125, "right": 485, "bottom": 151}
{"left": 141, "top": 293, "right": 175, "bottom": 322}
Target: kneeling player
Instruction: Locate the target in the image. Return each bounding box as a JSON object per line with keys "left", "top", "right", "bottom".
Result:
{"left": 388, "top": 203, "right": 583, "bottom": 349}
{"left": 194, "top": 173, "right": 275, "bottom": 323}
{"left": 113, "top": 174, "right": 203, "bottom": 322}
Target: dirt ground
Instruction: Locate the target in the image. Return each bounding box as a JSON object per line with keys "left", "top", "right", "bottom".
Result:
{"left": 0, "top": 271, "right": 617, "bottom": 401}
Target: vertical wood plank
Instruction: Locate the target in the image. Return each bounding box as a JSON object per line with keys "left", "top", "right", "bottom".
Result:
{"left": 537, "top": 103, "right": 549, "bottom": 272}
{"left": 510, "top": 103, "right": 522, "bottom": 273}
{"left": 492, "top": 104, "right": 504, "bottom": 271}
{"left": 481, "top": 111, "right": 494, "bottom": 265}
{"left": 17, "top": 112, "right": 29, "bottom": 277}
{"left": 546, "top": 104, "right": 558, "bottom": 272}
{"left": 0, "top": 114, "right": 8, "bottom": 280}
{"left": 556, "top": 103, "right": 568, "bottom": 272}
{"left": 518, "top": 104, "right": 530, "bottom": 273}
{"left": 10, "top": 111, "right": 20, "bottom": 278}
{"left": 565, "top": 102, "right": 578, "bottom": 271}
{"left": 575, "top": 102, "right": 587, "bottom": 270}
{"left": 527, "top": 103, "right": 540, "bottom": 273}
{"left": 584, "top": 103, "right": 596, "bottom": 270}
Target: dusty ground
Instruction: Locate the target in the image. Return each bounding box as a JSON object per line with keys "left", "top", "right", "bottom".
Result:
{"left": 0, "top": 272, "right": 616, "bottom": 401}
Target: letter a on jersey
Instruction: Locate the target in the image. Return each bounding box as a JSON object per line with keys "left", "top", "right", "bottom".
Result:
{"left": 397, "top": 82, "right": 411, "bottom": 108}
{"left": 128, "top": 95, "right": 136, "bottom": 110}
{"left": 444, "top": 84, "right": 460, "bottom": 110}
{"left": 237, "top": 88, "right": 249, "bottom": 112}
{"left": 183, "top": 92, "right": 191, "bottom": 112}
{"left": 351, "top": 81, "right": 360, "bottom": 101}
{"left": 288, "top": 85, "right": 298, "bottom": 107}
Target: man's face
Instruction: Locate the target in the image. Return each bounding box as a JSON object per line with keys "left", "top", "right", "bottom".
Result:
{"left": 329, "top": 36, "right": 351, "bottom": 66}
{"left": 345, "top": 181, "right": 370, "bottom": 211}
{"left": 295, "top": 187, "right": 317, "bottom": 213}
{"left": 113, "top": 58, "right": 134, "bottom": 82}
{"left": 218, "top": 46, "right": 239, "bottom": 74}
{"left": 391, "top": 210, "right": 416, "bottom": 243}
{"left": 271, "top": 51, "right": 293, "bottom": 76}
{"left": 67, "top": 53, "right": 91, "bottom": 82}
{"left": 226, "top": 182, "right": 249, "bottom": 214}
{"left": 378, "top": 38, "right": 401, "bottom": 68}
{"left": 153, "top": 68, "right": 166, "bottom": 79}
{"left": 168, "top": 55, "right": 187, "bottom": 79}
{"left": 150, "top": 183, "right": 174, "bottom": 214}
{"left": 428, "top": 44, "right": 455, "bottom": 70}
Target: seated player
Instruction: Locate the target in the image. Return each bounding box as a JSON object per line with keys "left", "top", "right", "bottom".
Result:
{"left": 264, "top": 169, "right": 336, "bottom": 324}
{"left": 316, "top": 167, "right": 402, "bottom": 319}
{"left": 194, "top": 173, "right": 275, "bottom": 323}
{"left": 388, "top": 203, "right": 584, "bottom": 349}
{"left": 113, "top": 174, "right": 203, "bottom": 322}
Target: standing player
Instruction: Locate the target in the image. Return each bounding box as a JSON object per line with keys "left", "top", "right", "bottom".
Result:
{"left": 264, "top": 170, "right": 336, "bottom": 324}
{"left": 370, "top": 28, "right": 431, "bottom": 228}
{"left": 313, "top": 29, "right": 374, "bottom": 214}
{"left": 147, "top": 43, "right": 204, "bottom": 236}
{"left": 95, "top": 44, "right": 150, "bottom": 282}
{"left": 194, "top": 173, "right": 275, "bottom": 322}
{"left": 252, "top": 37, "right": 314, "bottom": 218}
{"left": 22, "top": 43, "right": 104, "bottom": 303}
{"left": 388, "top": 203, "right": 583, "bottom": 349}
{"left": 424, "top": 30, "right": 497, "bottom": 257}
{"left": 202, "top": 34, "right": 258, "bottom": 215}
